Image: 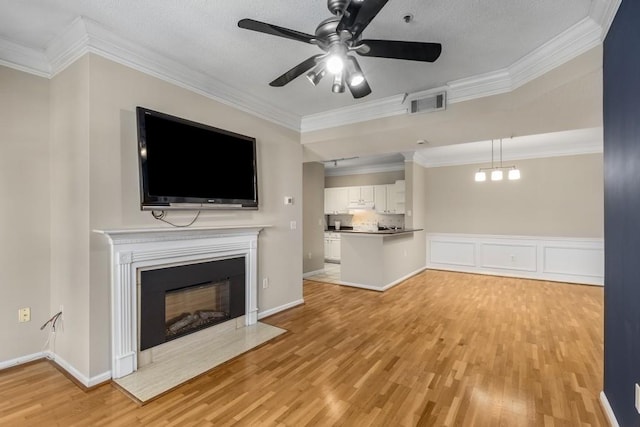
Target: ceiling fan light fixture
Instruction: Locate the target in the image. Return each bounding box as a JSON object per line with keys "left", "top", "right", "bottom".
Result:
{"left": 326, "top": 54, "right": 344, "bottom": 74}
{"left": 306, "top": 64, "right": 326, "bottom": 86}
{"left": 238, "top": 0, "right": 442, "bottom": 99}
{"left": 349, "top": 72, "right": 365, "bottom": 86}
{"left": 332, "top": 73, "right": 345, "bottom": 93}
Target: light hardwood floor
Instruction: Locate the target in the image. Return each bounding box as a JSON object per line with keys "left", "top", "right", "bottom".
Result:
{"left": 0, "top": 270, "right": 606, "bottom": 426}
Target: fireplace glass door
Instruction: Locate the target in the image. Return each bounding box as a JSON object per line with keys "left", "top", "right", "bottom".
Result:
{"left": 165, "top": 280, "right": 230, "bottom": 340}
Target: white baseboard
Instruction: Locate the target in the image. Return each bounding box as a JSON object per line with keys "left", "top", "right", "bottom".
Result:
{"left": 45, "top": 351, "right": 111, "bottom": 387}
{"left": 380, "top": 267, "right": 427, "bottom": 291}
{"left": 303, "top": 268, "right": 325, "bottom": 278}
{"left": 0, "top": 352, "right": 46, "bottom": 370}
{"left": 258, "top": 299, "right": 304, "bottom": 319}
{"left": 599, "top": 391, "right": 620, "bottom": 427}
{"left": 335, "top": 267, "right": 427, "bottom": 292}
{"left": 0, "top": 351, "right": 110, "bottom": 388}
{"left": 426, "top": 233, "right": 604, "bottom": 285}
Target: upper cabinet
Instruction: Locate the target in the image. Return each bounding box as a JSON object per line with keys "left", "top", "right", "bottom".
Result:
{"left": 374, "top": 181, "right": 405, "bottom": 214}
{"left": 324, "top": 187, "right": 349, "bottom": 214}
{"left": 325, "top": 181, "right": 404, "bottom": 214}
{"left": 374, "top": 185, "right": 387, "bottom": 213}
{"left": 394, "top": 180, "right": 405, "bottom": 214}
{"left": 347, "top": 186, "right": 374, "bottom": 207}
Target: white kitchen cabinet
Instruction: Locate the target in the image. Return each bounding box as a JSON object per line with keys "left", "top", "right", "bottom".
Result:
{"left": 324, "top": 232, "right": 341, "bottom": 261}
{"left": 347, "top": 186, "right": 374, "bottom": 205}
{"left": 374, "top": 185, "right": 387, "bottom": 213}
{"left": 374, "top": 181, "right": 405, "bottom": 214}
{"left": 394, "top": 180, "right": 405, "bottom": 214}
{"left": 324, "top": 187, "right": 349, "bottom": 214}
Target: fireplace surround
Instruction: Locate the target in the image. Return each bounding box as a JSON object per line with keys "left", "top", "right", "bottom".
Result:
{"left": 95, "top": 226, "right": 267, "bottom": 379}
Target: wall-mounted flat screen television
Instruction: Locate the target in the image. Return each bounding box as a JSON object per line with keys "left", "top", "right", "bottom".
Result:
{"left": 136, "top": 106, "right": 258, "bottom": 210}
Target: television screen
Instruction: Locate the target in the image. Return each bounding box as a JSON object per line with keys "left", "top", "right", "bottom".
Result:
{"left": 136, "top": 107, "right": 258, "bottom": 210}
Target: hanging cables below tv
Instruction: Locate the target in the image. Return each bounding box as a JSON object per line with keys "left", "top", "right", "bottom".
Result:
{"left": 40, "top": 311, "right": 63, "bottom": 332}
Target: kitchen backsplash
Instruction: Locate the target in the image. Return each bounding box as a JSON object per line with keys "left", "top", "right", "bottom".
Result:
{"left": 327, "top": 212, "right": 404, "bottom": 230}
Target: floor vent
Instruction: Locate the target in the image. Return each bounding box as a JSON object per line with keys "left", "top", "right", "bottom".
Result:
{"left": 409, "top": 91, "right": 446, "bottom": 114}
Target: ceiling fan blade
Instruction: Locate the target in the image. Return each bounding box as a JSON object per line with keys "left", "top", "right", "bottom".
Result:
{"left": 357, "top": 39, "right": 442, "bottom": 62}
{"left": 346, "top": 57, "right": 372, "bottom": 99}
{"left": 337, "top": 0, "right": 389, "bottom": 39}
{"left": 269, "top": 55, "right": 323, "bottom": 87}
{"left": 238, "top": 18, "right": 316, "bottom": 44}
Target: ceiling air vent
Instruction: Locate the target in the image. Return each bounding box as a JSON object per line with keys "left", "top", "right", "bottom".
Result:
{"left": 408, "top": 91, "right": 446, "bottom": 114}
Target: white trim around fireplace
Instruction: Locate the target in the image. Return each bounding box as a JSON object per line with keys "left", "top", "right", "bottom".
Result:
{"left": 94, "top": 225, "right": 270, "bottom": 379}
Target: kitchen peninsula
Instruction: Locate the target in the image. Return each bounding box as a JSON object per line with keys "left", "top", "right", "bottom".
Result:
{"left": 338, "top": 228, "right": 425, "bottom": 291}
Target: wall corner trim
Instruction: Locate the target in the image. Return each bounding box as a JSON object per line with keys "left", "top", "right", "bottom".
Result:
{"left": 599, "top": 391, "right": 621, "bottom": 427}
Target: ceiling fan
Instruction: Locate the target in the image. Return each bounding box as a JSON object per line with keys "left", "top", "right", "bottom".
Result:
{"left": 238, "top": 0, "right": 442, "bottom": 99}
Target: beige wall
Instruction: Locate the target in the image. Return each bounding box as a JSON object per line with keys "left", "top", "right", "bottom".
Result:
{"left": 303, "top": 162, "right": 325, "bottom": 273}
{"left": 325, "top": 170, "right": 404, "bottom": 188}
{"left": 81, "top": 54, "right": 303, "bottom": 378}
{"left": 49, "top": 56, "right": 92, "bottom": 375}
{"left": 0, "top": 66, "right": 51, "bottom": 363}
{"left": 1, "top": 54, "right": 304, "bottom": 379}
{"left": 405, "top": 161, "right": 427, "bottom": 230}
{"left": 423, "top": 153, "right": 604, "bottom": 237}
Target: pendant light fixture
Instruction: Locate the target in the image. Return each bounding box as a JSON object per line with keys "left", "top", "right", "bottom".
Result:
{"left": 474, "top": 139, "right": 521, "bottom": 182}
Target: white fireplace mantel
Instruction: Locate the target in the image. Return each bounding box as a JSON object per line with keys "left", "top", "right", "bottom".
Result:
{"left": 94, "top": 225, "right": 269, "bottom": 379}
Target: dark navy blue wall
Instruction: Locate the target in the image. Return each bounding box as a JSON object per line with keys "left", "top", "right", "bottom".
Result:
{"left": 604, "top": 1, "right": 640, "bottom": 425}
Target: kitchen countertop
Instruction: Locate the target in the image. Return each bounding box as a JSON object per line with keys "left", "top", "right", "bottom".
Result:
{"left": 326, "top": 227, "right": 423, "bottom": 235}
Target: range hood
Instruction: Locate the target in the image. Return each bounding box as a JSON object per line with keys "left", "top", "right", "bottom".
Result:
{"left": 347, "top": 201, "right": 375, "bottom": 210}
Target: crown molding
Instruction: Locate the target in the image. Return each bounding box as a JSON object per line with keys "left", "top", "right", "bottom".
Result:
{"left": 3, "top": 17, "right": 301, "bottom": 131}
{"left": 0, "top": 37, "right": 50, "bottom": 77}
{"left": 507, "top": 17, "right": 602, "bottom": 92}
{"left": 446, "top": 70, "right": 512, "bottom": 104}
{"left": 324, "top": 162, "right": 405, "bottom": 177}
{"left": 301, "top": 93, "right": 408, "bottom": 133}
{"left": 413, "top": 128, "right": 603, "bottom": 168}
{"left": 590, "top": 0, "right": 622, "bottom": 39}
{"left": 301, "top": 13, "right": 611, "bottom": 130}
{"left": 447, "top": 17, "right": 602, "bottom": 104}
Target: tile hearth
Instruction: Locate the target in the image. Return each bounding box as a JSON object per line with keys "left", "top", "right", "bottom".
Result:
{"left": 114, "top": 321, "right": 286, "bottom": 403}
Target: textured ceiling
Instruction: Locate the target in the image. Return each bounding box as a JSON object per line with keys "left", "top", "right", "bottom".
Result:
{"left": 0, "top": 0, "right": 599, "bottom": 119}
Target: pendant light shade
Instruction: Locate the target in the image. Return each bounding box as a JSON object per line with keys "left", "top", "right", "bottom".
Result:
{"left": 475, "top": 171, "right": 487, "bottom": 182}
{"left": 491, "top": 170, "right": 503, "bottom": 181}
{"left": 508, "top": 168, "right": 521, "bottom": 180}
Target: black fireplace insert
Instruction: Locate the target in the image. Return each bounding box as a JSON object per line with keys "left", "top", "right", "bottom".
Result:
{"left": 139, "top": 257, "right": 245, "bottom": 351}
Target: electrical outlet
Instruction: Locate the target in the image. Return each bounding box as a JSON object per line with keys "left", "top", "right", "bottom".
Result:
{"left": 262, "top": 278, "right": 269, "bottom": 289}
{"left": 635, "top": 383, "right": 640, "bottom": 414}
{"left": 18, "top": 307, "right": 30, "bottom": 323}
{"left": 308, "top": 252, "right": 312, "bottom": 259}
{"left": 290, "top": 220, "right": 297, "bottom": 230}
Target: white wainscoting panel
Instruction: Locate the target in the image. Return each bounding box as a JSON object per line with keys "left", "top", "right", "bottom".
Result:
{"left": 427, "top": 233, "right": 603, "bottom": 286}
{"left": 429, "top": 239, "right": 476, "bottom": 267}
{"left": 480, "top": 242, "right": 537, "bottom": 272}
